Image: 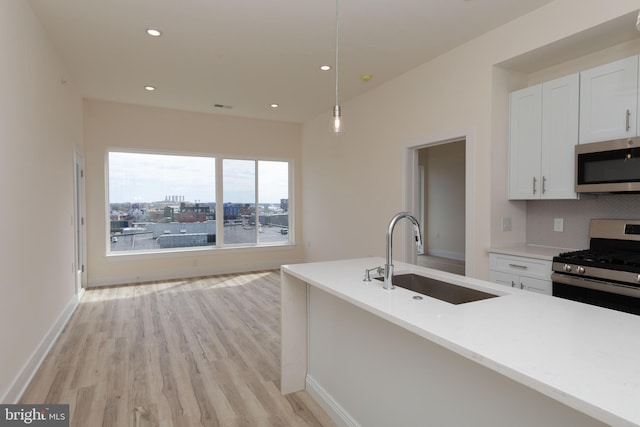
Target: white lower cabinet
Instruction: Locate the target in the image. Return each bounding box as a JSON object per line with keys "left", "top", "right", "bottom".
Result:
{"left": 489, "top": 253, "right": 552, "bottom": 295}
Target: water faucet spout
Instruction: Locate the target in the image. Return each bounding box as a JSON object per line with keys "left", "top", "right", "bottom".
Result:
{"left": 384, "top": 212, "right": 423, "bottom": 290}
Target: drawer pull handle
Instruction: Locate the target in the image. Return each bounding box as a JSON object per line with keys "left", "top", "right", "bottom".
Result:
{"left": 508, "top": 263, "right": 528, "bottom": 269}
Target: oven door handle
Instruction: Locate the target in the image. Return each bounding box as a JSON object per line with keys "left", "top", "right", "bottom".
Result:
{"left": 552, "top": 273, "right": 640, "bottom": 299}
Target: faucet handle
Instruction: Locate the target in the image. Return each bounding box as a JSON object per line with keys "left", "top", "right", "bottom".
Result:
{"left": 363, "top": 266, "right": 384, "bottom": 282}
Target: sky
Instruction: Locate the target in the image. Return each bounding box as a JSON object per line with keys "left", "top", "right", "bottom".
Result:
{"left": 108, "top": 152, "right": 288, "bottom": 204}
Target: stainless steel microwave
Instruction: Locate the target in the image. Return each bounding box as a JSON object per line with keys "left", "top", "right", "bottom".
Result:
{"left": 576, "top": 137, "right": 640, "bottom": 193}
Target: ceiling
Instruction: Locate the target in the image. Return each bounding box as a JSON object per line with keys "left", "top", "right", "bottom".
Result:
{"left": 29, "top": 0, "right": 557, "bottom": 123}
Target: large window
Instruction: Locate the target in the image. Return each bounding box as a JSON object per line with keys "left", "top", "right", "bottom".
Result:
{"left": 222, "top": 159, "right": 290, "bottom": 245}
{"left": 107, "top": 151, "right": 291, "bottom": 254}
{"left": 258, "top": 160, "right": 289, "bottom": 242}
{"left": 223, "top": 159, "right": 256, "bottom": 245}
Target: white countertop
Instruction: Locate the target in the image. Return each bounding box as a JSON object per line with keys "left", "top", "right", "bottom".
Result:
{"left": 488, "top": 244, "right": 577, "bottom": 260}
{"left": 282, "top": 257, "right": 640, "bottom": 427}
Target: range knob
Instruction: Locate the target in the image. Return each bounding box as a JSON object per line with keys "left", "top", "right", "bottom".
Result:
{"left": 577, "top": 266, "right": 586, "bottom": 274}
{"left": 563, "top": 264, "right": 572, "bottom": 272}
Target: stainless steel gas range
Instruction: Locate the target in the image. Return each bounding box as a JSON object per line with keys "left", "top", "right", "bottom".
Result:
{"left": 552, "top": 219, "right": 640, "bottom": 315}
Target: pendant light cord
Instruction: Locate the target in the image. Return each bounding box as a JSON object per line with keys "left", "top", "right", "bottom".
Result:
{"left": 334, "top": 0, "right": 339, "bottom": 106}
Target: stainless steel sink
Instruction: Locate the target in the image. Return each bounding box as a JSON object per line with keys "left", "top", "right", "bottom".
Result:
{"left": 376, "top": 273, "right": 498, "bottom": 304}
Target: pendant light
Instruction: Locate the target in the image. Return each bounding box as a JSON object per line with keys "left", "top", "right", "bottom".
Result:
{"left": 331, "top": 0, "right": 344, "bottom": 135}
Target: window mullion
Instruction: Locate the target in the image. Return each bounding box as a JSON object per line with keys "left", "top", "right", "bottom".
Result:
{"left": 288, "top": 161, "right": 293, "bottom": 244}
{"left": 255, "top": 160, "right": 259, "bottom": 244}
{"left": 216, "top": 157, "right": 224, "bottom": 247}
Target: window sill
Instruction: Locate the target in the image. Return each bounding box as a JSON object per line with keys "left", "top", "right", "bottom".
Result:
{"left": 105, "top": 242, "right": 296, "bottom": 261}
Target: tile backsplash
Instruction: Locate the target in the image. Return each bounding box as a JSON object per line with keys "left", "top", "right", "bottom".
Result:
{"left": 526, "top": 194, "right": 640, "bottom": 250}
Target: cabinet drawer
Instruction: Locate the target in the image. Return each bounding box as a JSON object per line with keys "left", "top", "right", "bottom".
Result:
{"left": 489, "top": 253, "right": 552, "bottom": 281}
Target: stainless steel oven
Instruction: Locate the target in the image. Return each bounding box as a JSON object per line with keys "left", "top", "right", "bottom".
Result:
{"left": 552, "top": 219, "right": 640, "bottom": 315}
{"left": 575, "top": 136, "right": 640, "bottom": 193}
{"left": 552, "top": 274, "right": 640, "bottom": 315}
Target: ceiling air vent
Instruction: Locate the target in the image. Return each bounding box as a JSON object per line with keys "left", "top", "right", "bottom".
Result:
{"left": 213, "top": 104, "right": 233, "bottom": 109}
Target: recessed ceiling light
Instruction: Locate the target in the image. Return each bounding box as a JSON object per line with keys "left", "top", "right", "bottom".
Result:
{"left": 146, "top": 28, "right": 162, "bottom": 37}
{"left": 144, "top": 85, "right": 156, "bottom": 91}
{"left": 270, "top": 103, "right": 279, "bottom": 108}
{"left": 320, "top": 65, "right": 331, "bottom": 71}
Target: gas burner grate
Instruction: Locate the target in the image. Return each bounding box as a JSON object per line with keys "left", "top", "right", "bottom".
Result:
{"left": 558, "top": 249, "right": 640, "bottom": 268}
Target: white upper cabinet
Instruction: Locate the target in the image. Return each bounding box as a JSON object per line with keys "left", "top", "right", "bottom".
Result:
{"left": 509, "top": 85, "right": 542, "bottom": 200}
{"left": 540, "top": 74, "right": 580, "bottom": 199}
{"left": 509, "top": 74, "right": 579, "bottom": 200}
{"left": 579, "top": 55, "right": 639, "bottom": 143}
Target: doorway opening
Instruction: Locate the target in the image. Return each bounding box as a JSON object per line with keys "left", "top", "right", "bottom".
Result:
{"left": 412, "top": 139, "right": 466, "bottom": 275}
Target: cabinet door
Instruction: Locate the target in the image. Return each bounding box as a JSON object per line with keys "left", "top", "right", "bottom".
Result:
{"left": 509, "top": 85, "right": 542, "bottom": 200}
{"left": 520, "top": 276, "right": 552, "bottom": 295}
{"left": 488, "top": 270, "right": 519, "bottom": 288}
{"left": 540, "top": 74, "right": 579, "bottom": 199}
{"left": 579, "top": 55, "right": 639, "bottom": 143}
{"left": 489, "top": 270, "right": 552, "bottom": 295}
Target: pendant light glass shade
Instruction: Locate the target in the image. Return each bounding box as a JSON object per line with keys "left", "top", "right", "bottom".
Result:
{"left": 331, "top": 105, "right": 343, "bottom": 134}
{"left": 331, "top": 0, "right": 344, "bottom": 135}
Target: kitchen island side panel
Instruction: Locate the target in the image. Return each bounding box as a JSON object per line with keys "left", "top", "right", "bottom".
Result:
{"left": 280, "top": 271, "right": 308, "bottom": 394}
{"left": 307, "top": 286, "right": 605, "bottom": 427}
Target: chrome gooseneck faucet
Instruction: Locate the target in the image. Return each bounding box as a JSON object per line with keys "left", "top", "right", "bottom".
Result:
{"left": 384, "top": 212, "right": 423, "bottom": 290}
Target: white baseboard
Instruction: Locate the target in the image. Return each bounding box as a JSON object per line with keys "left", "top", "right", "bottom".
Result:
{"left": 88, "top": 262, "right": 284, "bottom": 287}
{"left": 1, "top": 294, "right": 79, "bottom": 403}
{"left": 305, "top": 375, "right": 360, "bottom": 427}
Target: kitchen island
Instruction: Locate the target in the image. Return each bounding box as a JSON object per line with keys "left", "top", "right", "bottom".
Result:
{"left": 281, "top": 257, "right": 640, "bottom": 427}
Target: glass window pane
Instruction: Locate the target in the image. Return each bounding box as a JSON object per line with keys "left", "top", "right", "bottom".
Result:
{"left": 223, "top": 159, "right": 256, "bottom": 245}
{"left": 258, "top": 161, "right": 289, "bottom": 243}
{"left": 108, "top": 152, "right": 216, "bottom": 253}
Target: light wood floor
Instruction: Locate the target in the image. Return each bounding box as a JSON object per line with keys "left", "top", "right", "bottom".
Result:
{"left": 20, "top": 271, "right": 337, "bottom": 427}
{"left": 417, "top": 255, "right": 465, "bottom": 276}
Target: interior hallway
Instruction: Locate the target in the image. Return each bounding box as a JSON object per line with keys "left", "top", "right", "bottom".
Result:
{"left": 417, "top": 255, "right": 465, "bottom": 276}
{"left": 20, "top": 271, "right": 336, "bottom": 427}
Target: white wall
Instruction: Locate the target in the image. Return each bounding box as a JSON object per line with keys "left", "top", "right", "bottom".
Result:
{"left": 490, "top": 66, "right": 528, "bottom": 248}
{"left": 301, "top": 0, "right": 640, "bottom": 279}
{"left": 0, "top": 0, "right": 83, "bottom": 402}
{"left": 84, "top": 100, "right": 304, "bottom": 286}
